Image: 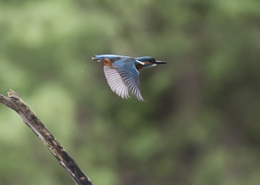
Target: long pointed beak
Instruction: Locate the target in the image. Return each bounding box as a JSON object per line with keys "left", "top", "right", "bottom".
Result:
{"left": 155, "top": 60, "right": 167, "bottom": 64}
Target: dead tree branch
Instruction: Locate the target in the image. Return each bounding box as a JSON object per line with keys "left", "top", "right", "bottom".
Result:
{"left": 0, "top": 89, "right": 93, "bottom": 185}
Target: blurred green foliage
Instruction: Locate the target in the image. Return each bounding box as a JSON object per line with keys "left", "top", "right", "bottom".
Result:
{"left": 0, "top": 0, "right": 260, "bottom": 184}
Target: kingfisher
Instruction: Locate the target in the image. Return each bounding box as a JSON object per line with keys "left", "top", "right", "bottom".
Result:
{"left": 92, "top": 54, "right": 167, "bottom": 101}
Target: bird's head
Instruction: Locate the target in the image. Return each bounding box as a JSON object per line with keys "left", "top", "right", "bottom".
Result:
{"left": 135, "top": 56, "right": 167, "bottom": 70}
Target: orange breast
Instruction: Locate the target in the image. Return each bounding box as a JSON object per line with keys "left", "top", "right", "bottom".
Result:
{"left": 136, "top": 64, "right": 143, "bottom": 70}
{"left": 104, "top": 58, "right": 112, "bottom": 66}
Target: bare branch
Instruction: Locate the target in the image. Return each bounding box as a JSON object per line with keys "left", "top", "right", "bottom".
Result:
{"left": 0, "top": 90, "right": 93, "bottom": 185}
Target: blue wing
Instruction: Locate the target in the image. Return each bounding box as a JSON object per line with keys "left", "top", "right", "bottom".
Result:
{"left": 103, "top": 65, "right": 130, "bottom": 99}
{"left": 112, "top": 58, "right": 144, "bottom": 101}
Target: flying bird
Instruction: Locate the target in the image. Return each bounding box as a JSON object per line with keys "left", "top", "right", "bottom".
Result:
{"left": 92, "top": 54, "right": 167, "bottom": 101}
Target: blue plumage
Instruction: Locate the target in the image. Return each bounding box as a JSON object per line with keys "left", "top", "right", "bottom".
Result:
{"left": 92, "top": 54, "right": 166, "bottom": 101}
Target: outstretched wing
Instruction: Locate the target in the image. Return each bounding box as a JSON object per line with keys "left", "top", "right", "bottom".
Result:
{"left": 103, "top": 65, "right": 130, "bottom": 99}
{"left": 113, "top": 58, "right": 144, "bottom": 101}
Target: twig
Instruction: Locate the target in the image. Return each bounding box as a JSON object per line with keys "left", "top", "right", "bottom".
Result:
{"left": 0, "top": 89, "right": 93, "bottom": 185}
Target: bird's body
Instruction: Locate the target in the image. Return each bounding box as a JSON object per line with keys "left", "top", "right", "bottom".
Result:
{"left": 92, "top": 54, "right": 166, "bottom": 101}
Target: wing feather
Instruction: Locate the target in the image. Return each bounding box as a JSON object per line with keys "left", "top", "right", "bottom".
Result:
{"left": 103, "top": 65, "right": 130, "bottom": 99}
{"left": 113, "top": 58, "right": 144, "bottom": 101}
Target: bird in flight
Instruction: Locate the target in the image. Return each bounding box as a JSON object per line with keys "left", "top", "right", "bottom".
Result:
{"left": 92, "top": 54, "right": 167, "bottom": 101}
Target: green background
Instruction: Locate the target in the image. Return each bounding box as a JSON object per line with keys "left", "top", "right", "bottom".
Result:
{"left": 0, "top": 0, "right": 260, "bottom": 184}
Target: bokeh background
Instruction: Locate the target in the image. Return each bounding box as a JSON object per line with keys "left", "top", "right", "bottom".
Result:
{"left": 1, "top": 0, "right": 260, "bottom": 185}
